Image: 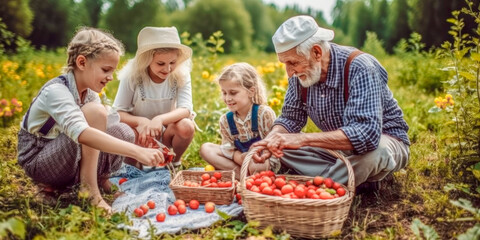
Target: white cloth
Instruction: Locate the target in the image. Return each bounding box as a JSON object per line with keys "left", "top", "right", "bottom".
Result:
{"left": 113, "top": 76, "right": 193, "bottom": 120}
{"left": 20, "top": 72, "right": 94, "bottom": 142}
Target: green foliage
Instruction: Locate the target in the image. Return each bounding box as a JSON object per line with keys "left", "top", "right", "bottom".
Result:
{"left": 392, "top": 32, "right": 447, "bottom": 93}
{"left": 178, "top": 0, "right": 252, "bottom": 53}
{"left": 411, "top": 218, "right": 439, "bottom": 240}
{"left": 29, "top": 0, "right": 75, "bottom": 49}
{"left": 0, "top": 217, "right": 26, "bottom": 239}
{"left": 361, "top": 31, "right": 388, "bottom": 59}
{"left": 102, "top": 0, "right": 167, "bottom": 53}
{"left": 0, "top": 0, "right": 33, "bottom": 38}
{"left": 242, "top": 0, "right": 275, "bottom": 51}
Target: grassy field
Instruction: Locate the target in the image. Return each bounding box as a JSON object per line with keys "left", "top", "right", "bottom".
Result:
{"left": 0, "top": 42, "right": 479, "bottom": 239}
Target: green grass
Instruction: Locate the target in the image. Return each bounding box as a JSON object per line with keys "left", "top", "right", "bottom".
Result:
{"left": 1, "top": 51, "right": 478, "bottom": 239}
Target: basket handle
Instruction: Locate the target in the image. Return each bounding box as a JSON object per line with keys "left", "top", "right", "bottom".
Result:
{"left": 240, "top": 146, "right": 355, "bottom": 194}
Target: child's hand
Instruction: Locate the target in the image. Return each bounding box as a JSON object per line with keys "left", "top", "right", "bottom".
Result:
{"left": 136, "top": 147, "right": 165, "bottom": 167}
{"left": 135, "top": 118, "right": 151, "bottom": 146}
{"left": 148, "top": 116, "right": 164, "bottom": 137}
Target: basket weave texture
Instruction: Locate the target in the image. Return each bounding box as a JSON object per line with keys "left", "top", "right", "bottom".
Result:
{"left": 169, "top": 170, "right": 235, "bottom": 205}
{"left": 240, "top": 148, "right": 355, "bottom": 239}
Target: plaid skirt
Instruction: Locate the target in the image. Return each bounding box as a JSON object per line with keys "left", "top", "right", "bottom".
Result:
{"left": 17, "top": 122, "right": 135, "bottom": 189}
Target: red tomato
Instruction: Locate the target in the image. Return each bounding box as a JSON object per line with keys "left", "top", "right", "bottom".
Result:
{"left": 332, "top": 182, "right": 341, "bottom": 190}
{"left": 201, "top": 173, "right": 211, "bottom": 181}
{"left": 236, "top": 193, "right": 242, "bottom": 201}
{"left": 262, "top": 176, "right": 273, "bottom": 185}
{"left": 274, "top": 178, "right": 286, "bottom": 188}
{"left": 140, "top": 204, "right": 149, "bottom": 214}
{"left": 119, "top": 178, "right": 128, "bottom": 185}
{"left": 313, "top": 176, "right": 323, "bottom": 186}
{"left": 262, "top": 186, "right": 273, "bottom": 195}
{"left": 324, "top": 178, "right": 333, "bottom": 188}
{"left": 168, "top": 205, "right": 178, "bottom": 215}
{"left": 205, "top": 202, "right": 215, "bottom": 213}
{"left": 178, "top": 204, "right": 187, "bottom": 214}
{"left": 134, "top": 208, "right": 144, "bottom": 217}
{"left": 254, "top": 178, "right": 263, "bottom": 186}
{"left": 213, "top": 172, "right": 222, "bottom": 179}
{"left": 294, "top": 186, "right": 306, "bottom": 198}
{"left": 259, "top": 182, "right": 269, "bottom": 192}
{"left": 273, "top": 189, "right": 283, "bottom": 196}
{"left": 336, "top": 187, "right": 346, "bottom": 196}
{"left": 156, "top": 213, "right": 166, "bottom": 222}
{"left": 174, "top": 199, "right": 186, "bottom": 208}
{"left": 189, "top": 199, "right": 200, "bottom": 210}
{"left": 281, "top": 184, "right": 294, "bottom": 195}
{"left": 319, "top": 192, "right": 334, "bottom": 199}
{"left": 210, "top": 176, "right": 218, "bottom": 183}
{"left": 147, "top": 200, "right": 155, "bottom": 209}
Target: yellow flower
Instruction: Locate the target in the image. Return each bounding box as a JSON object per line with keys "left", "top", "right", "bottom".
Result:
{"left": 276, "top": 92, "right": 282, "bottom": 98}
{"left": 445, "top": 94, "right": 452, "bottom": 101}
{"left": 268, "top": 98, "right": 281, "bottom": 107}
{"left": 279, "top": 77, "right": 288, "bottom": 88}
{"left": 202, "top": 71, "right": 210, "bottom": 79}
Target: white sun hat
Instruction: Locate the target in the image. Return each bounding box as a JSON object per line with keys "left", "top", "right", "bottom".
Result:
{"left": 272, "top": 15, "right": 334, "bottom": 53}
{"left": 136, "top": 26, "right": 192, "bottom": 62}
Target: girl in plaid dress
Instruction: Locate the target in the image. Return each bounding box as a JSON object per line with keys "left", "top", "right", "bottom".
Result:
{"left": 200, "top": 63, "right": 279, "bottom": 178}
{"left": 17, "top": 27, "right": 165, "bottom": 213}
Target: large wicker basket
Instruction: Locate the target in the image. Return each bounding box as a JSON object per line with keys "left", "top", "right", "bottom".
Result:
{"left": 239, "top": 147, "right": 355, "bottom": 239}
{"left": 169, "top": 170, "right": 235, "bottom": 205}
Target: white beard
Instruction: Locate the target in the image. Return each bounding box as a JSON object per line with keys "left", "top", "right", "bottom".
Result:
{"left": 296, "top": 62, "right": 322, "bottom": 88}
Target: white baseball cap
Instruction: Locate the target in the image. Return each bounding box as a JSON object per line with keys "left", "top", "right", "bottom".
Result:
{"left": 272, "top": 15, "right": 334, "bottom": 53}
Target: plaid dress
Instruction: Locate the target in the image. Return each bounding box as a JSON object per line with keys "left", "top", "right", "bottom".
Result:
{"left": 17, "top": 76, "right": 135, "bottom": 189}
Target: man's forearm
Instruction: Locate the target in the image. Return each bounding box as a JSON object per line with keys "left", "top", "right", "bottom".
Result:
{"left": 303, "top": 130, "right": 354, "bottom": 150}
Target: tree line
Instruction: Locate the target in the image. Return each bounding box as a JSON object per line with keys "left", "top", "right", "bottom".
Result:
{"left": 0, "top": 0, "right": 477, "bottom": 54}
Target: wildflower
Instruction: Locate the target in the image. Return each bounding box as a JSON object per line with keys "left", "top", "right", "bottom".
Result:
{"left": 268, "top": 98, "right": 281, "bottom": 107}
{"left": 0, "top": 99, "right": 8, "bottom": 106}
{"left": 276, "top": 91, "right": 283, "bottom": 98}
{"left": 202, "top": 71, "right": 210, "bottom": 79}
{"left": 4, "top": 107, "right": 12, "bottom": 117}
{"left": 279, "top": 77, "right": 288, "bottom": 88}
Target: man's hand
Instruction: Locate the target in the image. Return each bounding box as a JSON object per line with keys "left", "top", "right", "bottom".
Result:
{"left": 252, "top": 132, "right": 304, "bottom": 160}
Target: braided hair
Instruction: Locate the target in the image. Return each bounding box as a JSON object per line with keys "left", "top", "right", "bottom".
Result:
{"left": 63, "top": 27, "right": 124, "bottom": 73}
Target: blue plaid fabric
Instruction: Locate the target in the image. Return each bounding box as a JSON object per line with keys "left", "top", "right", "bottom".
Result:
{"left": 275, "top": 43, "right": 410, "bottom": 154}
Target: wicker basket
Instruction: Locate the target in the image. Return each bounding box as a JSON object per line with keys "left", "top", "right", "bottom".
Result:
{"left": 239, "top": 147, "right": 355, "bottom": 239}
{"left": 169, "top": 170, "right": 235, "bottom": 205}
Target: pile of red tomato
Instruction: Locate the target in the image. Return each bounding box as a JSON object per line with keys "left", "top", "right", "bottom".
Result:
{"left": 182, "top": 172, "right": 233, "bottom": 188}
{"left": 245, "top": 170, "right": 346, "bottom": 199}
{"left": 133, "top": 198, "right": 215, "bottom": 222}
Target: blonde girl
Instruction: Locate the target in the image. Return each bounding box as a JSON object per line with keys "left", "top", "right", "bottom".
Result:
{"left": 17, "top": 27, "right": 164, "bottom": 213}
{"left": 200, "top": 62, "right": 279, "bottom": 177}
{"left": 113, "top": 27, "right": 195, "bottom": 168}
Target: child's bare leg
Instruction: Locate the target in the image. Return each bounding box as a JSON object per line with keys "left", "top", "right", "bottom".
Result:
{"left": 200, "top": 143, "right": 241, "bottom": 177}
{"left": 80, "top": 103, "right": 111, "bottom": 212}
{"left": 163, "top": 118, "right": 195, "bottom": 164}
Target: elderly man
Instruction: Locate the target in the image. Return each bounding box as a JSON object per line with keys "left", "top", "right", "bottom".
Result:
{"left": 252, "top": 15, "right": 410, "bottom": 192}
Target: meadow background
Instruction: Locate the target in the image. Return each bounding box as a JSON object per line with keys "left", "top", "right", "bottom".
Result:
{"left": 1, "top": 0, "right": 480, "bottom": 239}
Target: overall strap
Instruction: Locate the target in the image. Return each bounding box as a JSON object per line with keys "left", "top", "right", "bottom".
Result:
{"left": 226, "top": 104, "right": 260, "bottom": 136}
{"left": 23, "top": 75, "right": 69, "bottom": 135}
{"left": 226, "top": 111, "right": 239, "bottom": 136}
{"left": 343, "top": 50, "right": 363, "bottom": 104}
{"left": 251, "top": 104, "right": 259, "bottom": 132}
{"left": 300, "top": 49, "right": 363, "bottom": 106}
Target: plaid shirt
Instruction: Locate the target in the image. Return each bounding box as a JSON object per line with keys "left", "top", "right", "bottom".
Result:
{"left": 275, "top": 43, "right": 410, "bottom": 154}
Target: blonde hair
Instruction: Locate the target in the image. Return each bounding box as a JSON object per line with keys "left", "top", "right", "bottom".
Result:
{"left": 63, "top": 27, "right": 124, "bottom": 73}
{"left": 217, "top": 62, "right": 267, "bottom": 105}
{"left": 118, "top": 47, "right": 192, "bottom": 89}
